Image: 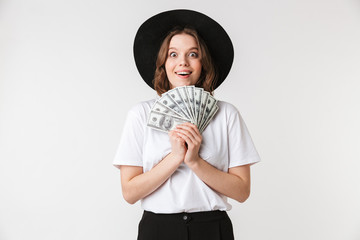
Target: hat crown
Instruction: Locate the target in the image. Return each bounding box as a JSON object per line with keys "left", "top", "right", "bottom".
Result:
{"left": 133, "top": 9, "right": 234, "bottom": 90}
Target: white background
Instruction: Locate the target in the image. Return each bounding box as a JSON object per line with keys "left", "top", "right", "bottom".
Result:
{"left": 1, "top": 0, "right": 360, "bottom": 239}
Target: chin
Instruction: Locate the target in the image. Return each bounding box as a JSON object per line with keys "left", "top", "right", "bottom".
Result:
{"left": 169, "top": 75, "right": 199, "bottom": 88}
{"left": 183, "top": 79, "right": 198, "bottom": 85}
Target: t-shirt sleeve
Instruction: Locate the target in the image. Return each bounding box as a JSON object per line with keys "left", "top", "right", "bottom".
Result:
{"left": 112, "top": 107, "right": 145, "bottom": 167}
{"left": 227, "top": 106, "right": 261, "bottom": 168}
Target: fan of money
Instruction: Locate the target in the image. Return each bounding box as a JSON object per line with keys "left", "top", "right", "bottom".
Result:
{"left": 147, "top": 86, "right": 218, "bottom": 133}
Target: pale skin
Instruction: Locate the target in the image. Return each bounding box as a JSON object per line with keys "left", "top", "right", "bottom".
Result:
{"left": 117, "top": 33, "right": 251, "bottom": 204}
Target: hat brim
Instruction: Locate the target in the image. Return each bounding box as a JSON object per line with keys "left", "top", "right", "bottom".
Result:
{"left": 133, "top": 9, "right": 234, "bottom": 90}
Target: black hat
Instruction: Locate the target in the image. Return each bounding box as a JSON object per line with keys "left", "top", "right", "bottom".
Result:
{"left": 133, "top": 9, "right": 234, "bottom": 90}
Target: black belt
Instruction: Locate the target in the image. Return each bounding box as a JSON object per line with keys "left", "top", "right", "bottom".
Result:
{"left": 143, "top": 210, "right": 228, "bottom": 223}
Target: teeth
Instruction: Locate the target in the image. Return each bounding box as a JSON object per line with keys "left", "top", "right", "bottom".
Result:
{"left": 177, "top": 72, "right": 191, "bottom": 75}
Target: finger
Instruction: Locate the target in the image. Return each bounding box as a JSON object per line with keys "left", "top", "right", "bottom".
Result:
{"left": 179, "top": 122, "right": 197, "bottom": 128}
{"left": 182, "top": 122, "right": 201, "bottom": 133}
{"left": 177, "top": 131, "right": 200, "bottom": 152}
{"left": 175, "top": 137, "right": 185, "bottom": 145}
{"left": 176, "top": 124, "right": 201, "bottom": 141}
{"left": 177, "top": 123, "right": 200, "bottom": 135}
{"left": 169, "top": 130, "right": 183, "bottom": 143}
{"left": 176, "top": 130, "right": 194, "bottom": 145}
{"left": 168, "top": 130, "right": 176, "bottom": 139}
{"left": 175, "top": 128, "right": 196, "bottom": 143}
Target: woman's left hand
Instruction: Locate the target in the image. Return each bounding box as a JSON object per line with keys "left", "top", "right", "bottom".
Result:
{"left": 174, "top": 123, "right": 202, "bottom": 166}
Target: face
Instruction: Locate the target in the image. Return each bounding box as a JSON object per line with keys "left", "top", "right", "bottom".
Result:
{"left": 163, "top": 116, "right": 172, "bottom": 129}
{"left": 165, "top": 33, "right": 202, "bottom": 89}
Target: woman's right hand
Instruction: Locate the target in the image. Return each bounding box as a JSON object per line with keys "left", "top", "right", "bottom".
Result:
{"left": 168, "top": 130, "right": 187, "bottom": 163}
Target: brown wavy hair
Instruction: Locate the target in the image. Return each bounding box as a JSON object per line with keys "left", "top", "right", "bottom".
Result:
{"left": 153, "top": 27, "right": 217, "bottom": 96}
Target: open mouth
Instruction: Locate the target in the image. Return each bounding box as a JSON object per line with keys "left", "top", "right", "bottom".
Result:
{"left": 176, "top": 71, "right": 192, "bottom": 76}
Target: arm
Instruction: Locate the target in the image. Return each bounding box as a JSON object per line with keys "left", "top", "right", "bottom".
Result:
{"left": 175, "top": 123, "right": 251, "bottom": 203}
{"left": 186, "top": 159, "right": 251, "bottom": 203}
{"left": 117, "top": 130, "right": 187, "bottom": 204}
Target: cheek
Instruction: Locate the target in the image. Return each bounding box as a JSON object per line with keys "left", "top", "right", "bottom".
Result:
{"left": 164, "top": 62, "right": 169, "bottom": 74}
{"left": 193, "top": 58, "right": 202, "bottom": 69}
{"left": 165, "top": 60, "right": 174, "bottom": 73}
{"left": 194, "top": 61, "right": 202, "bottom": 74}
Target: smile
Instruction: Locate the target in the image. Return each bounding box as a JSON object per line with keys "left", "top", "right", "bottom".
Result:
{"left": 176, "top": 71, "right": 192, "bottom": 77}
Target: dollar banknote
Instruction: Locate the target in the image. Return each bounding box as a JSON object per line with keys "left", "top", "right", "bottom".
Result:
{"left": 200, "top": 105, "right": 219, "bottom": 133}
{"left": 148, "top": 86, "right": 219, "bottom": 133}
{"left": 199, "top": 94, "right": 217, "bottom": 128}
{"left": 198, "top": 91, "right": 209, "bottom": 126}
{"left": 159, "top": 93, "right": 187, "bottom": 117}
{"left": 186, "top": 86, "right": 195, "bottom": 118}
{"left": 194, "top": 87, "right": 203, "bottom": 125}
{"left": 147, "top": 110, "right": 191, "bottom": 133}
{"left": 166, "top": 88, "right": 192, "bottom": 120}
{"left": 152, "top": 100, "right": 186, "bottom": 118}
{"left": 178, "top": 86, "right": 194, "bottom": 120}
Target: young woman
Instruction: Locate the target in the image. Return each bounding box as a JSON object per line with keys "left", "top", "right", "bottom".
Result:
{"left": 113, "top": 10, "right": 261, "bottom": 240}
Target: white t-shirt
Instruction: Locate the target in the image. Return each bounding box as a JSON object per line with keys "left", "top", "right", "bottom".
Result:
{"left": 113, "top": 98, "right": 261, "bottom": 213}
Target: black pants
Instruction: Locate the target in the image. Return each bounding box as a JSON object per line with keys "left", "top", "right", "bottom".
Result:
{"left": 137, "top": 210, "right": 235, "bottom": 240}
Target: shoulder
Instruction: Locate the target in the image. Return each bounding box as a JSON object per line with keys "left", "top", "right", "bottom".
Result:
{"left": 126, "top": 98, "right": 156, "bottom": 121}
{"left": 215, "top": 100, "right": 245, "bottom": 126}
{"left": 217, "top": 100, "right": 240, "bottom": 116}
{"left": 128, "top": 98, "right": 156, "bottom": 114}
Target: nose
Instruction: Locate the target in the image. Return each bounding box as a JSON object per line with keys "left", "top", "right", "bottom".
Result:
{"left": 179, "top": 55, "right": 189, "bottom": 66}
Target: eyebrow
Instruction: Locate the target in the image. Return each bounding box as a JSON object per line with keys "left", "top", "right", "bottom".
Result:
{"left": 168, "top": 47, "right": 199, "bottom": 51}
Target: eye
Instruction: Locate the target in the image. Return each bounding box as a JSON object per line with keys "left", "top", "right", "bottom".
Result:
{"left": 189, "top": 52, "right": 199, "bottom": 58}
{"left": 169, "top": 52, "right": 177, "bottom": 57}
